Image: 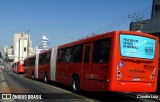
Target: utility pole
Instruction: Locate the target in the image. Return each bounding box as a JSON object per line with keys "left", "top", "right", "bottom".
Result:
{"left": 27, "top": 30, "right": 30, "bottom": 57}
{"left": 128, "top": 15, "right": 145, "bottom": 31}
{"left": 67, "top": 35, "right": 75, "bottom": 41}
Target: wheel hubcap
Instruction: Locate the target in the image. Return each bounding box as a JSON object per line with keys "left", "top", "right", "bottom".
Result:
{"left": 45, "top": 76, "right": 47, "bottom": 82}
{"left": 73, "top": 81, "right": 76, "bottom": 90}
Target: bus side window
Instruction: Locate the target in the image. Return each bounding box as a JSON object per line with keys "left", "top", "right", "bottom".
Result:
{"left": 47, "top": 52, "right": 51, "bottom": 63}
{"left": 84, "top": 46, "right": 90, "bottom": 63}
{"left": 73, "top": 44, "right": 83, "bottom": 62}
{"left": 43, "top": 54, "right": 47, "bottom": 64}
{"left": 39, "top": 55, "right": 42, "bottom": 65}
{"left": 29, "top": 57, "right": 35, "bottom": 66}
{"left": 64, "top": 47, "right": 73, "bottom": 62}
{"left": 58, "top": 49, "right": 66, "bottom": 62}
{"left": 93, "top": 38, "right": 111, "bottom": 63}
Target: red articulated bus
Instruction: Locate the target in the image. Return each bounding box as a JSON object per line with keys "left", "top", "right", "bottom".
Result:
{"left": 11, "top": 60, "right": 24, "bottom": 73}
{"left": 24, "top": 30, "right": 159, "bottom": 93}
{"left": 24, "top": 55, "right": 36, "bottom": 78}
{"left": 24, "top": 50, "right": 52, "bottom": 81}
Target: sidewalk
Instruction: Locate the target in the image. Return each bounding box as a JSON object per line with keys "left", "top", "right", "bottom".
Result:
{"left": 0, "top": 68, "right": 14, "bottom": 102}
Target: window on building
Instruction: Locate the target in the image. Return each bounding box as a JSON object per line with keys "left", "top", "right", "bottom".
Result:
{"left": 155, "top": 4, "right": 160, "bottom": 11}
{"left": 24, "top": 47, "right": 26, "bottom": 52}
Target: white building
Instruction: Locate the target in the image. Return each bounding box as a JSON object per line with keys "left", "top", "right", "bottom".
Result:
{"left": 14, "top": 32, "right": 34, "bottom": 62}
{"left": 35, "top": 35, "right": 50, "bottom": 54}
{"left": 3, "top": 45, "right": 14, "bottom": 61}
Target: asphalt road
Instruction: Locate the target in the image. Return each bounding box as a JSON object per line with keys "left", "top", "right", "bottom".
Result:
{"left": 1, "top": 68, "right": 160, "bottom": 102}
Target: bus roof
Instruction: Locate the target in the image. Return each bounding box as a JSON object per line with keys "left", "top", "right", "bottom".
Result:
{"left": 58, "top": 30, "right": 157, "bottom": 48}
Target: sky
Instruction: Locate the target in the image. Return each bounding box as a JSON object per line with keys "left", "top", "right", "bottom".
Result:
{"left": 0, "top": 0, "right": 152, "bottom": 51}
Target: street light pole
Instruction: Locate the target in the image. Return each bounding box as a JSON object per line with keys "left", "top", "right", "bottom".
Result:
{"left": 27, "top": 30, "right": 30, "bottom": 58}
{"left": 67, "top": 35, "right": 75, "bottom": 41}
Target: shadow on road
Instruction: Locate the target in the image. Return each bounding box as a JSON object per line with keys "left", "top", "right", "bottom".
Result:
{"left": 46, "top": 81, "right": 141, "bottom": 102}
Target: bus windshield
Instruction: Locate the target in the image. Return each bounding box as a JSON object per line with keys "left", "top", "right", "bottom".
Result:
{"left": 120, "top": 34, "right": 156, "bottom": 60}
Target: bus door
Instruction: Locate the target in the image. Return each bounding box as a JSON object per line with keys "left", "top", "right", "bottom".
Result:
{"left": 81, "top": 44, "right": 92, "bottom": 90}
{"left": 89, "top": 38, "right": 111, "bottom": 91}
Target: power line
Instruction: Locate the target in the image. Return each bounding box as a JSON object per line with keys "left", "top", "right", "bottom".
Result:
{"left": 128, "top": 7, "right": 152, "bottom": 31}
{"left": 103, "top": 19, "right": 130, "bottom": 33}
{"left": 93, "top": 15, "right": 128, "bottom": 34}
{"left": 129, "top": 7, "right": 151, "bottom": 15}
{"left": 90, "top": 6, "right": 151, "bottom": 34}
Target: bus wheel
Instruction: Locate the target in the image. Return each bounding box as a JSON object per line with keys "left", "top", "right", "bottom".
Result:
{"left": 72, "top": 76, "right": 80, "bottom": 93}
{"left": 44, "top": 73, "right": 48, "bottom": 83}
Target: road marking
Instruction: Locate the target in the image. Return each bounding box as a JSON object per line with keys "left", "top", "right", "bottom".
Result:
{"left": 32, "top": 80, "right": 94, "bottom": 102}
{"left": 13, "top": 73, "right": 94, "bottom": 102}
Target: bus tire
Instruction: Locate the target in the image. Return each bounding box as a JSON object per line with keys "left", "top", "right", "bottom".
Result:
{"left": 72, "top": 76, "right": 80, "bottom": 93}
{"left": 44, "top": 73, "right": 48, "bottom": 83}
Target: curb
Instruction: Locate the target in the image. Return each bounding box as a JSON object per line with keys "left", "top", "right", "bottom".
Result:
{"left": 0, "top": 68, "right": 15, "bottom": 102}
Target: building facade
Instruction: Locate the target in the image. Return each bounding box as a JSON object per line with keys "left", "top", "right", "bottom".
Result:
{"left": 35, "top": 35, "right": 50, "bottom": 54}
{"left": 14, "top": 32, "right": 34, "bottom": 62}
{"left": 3, "top": 45, "right": 14, "bottom": 62}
